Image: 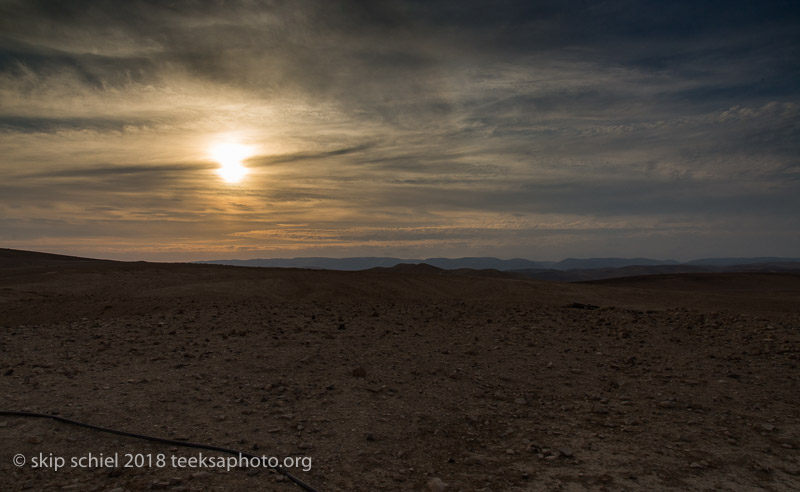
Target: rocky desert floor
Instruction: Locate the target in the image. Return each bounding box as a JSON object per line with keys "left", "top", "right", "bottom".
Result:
{"left": 1, "top": 249, "right": 799, "bottom": 491}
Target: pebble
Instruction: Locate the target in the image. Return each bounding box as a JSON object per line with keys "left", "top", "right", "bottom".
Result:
{"left": 463, "top": 455, "right": 482, "bottom": 465}
{"left": 427, "top": 477, "right": 449, "bottom": 491}
{"left": 191, "top": 471, "right": 211, "bottom": 479}
{"left": 559, "top": 447, "right": 574, "bottom": 458}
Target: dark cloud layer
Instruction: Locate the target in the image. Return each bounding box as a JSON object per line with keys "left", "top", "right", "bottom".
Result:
{"left": 0, "top": 0, "right": 798, "bottom": 260}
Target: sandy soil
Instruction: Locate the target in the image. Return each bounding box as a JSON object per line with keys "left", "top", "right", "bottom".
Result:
{"left": 1, "top": 251, "right": 799, "bottom": 491}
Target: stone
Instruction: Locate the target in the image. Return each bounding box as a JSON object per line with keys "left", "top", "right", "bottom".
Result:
{"left": 463, "top": 455, "right": 481, "bottom": 465}
{"left": 427, "top": 477, "right": 449, "bottom": 491}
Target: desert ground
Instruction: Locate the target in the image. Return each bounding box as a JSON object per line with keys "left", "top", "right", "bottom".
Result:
{"left": 1, "top": 249, "right": 799, "bottom": 491}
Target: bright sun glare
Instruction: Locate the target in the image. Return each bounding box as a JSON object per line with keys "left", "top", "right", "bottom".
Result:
{"left": 210, "top": 142, "right": 251, "bottom": 183}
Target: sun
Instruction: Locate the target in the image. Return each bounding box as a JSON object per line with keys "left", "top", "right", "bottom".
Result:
{"left": 210, "top": 142, "right": 252, "bottom": 183}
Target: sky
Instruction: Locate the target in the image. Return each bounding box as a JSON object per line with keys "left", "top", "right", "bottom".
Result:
{"left": 1, "top": 0, "right": 798, "bottom": 262}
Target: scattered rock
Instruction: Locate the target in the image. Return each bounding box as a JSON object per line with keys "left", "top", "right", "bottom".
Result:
{"left": 564, "top": 303, "right": 600, "bottom": 310}
{"left": 427, "top": 477, "right": 449, "bottom": 491}
{"left": 463, "top": 455, "right": 482, "bottom": 465}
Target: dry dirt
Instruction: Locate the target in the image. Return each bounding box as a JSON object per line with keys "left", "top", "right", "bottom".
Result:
{"left": 1, "top": 250, "right": 799, "bottom": 491}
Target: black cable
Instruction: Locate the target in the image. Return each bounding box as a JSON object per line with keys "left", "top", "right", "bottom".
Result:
{"left": 0, "top": 410, "right": 321, "bottom": 492}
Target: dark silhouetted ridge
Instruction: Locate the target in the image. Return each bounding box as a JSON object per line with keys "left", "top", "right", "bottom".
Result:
{"left": 0, "top": 248, "right": 110, "bottom": 268}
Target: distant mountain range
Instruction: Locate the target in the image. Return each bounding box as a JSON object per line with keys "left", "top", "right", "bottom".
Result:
{"left": 195, "top": 256, "right": 679, "bottom": 271}
{"left": 2, "top": 248, "right": 798, "bottom": 282}
{"left": 196, "top": 256, "right": 800, "bottom": 279}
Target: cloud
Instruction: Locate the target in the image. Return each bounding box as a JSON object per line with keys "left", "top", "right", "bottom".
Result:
{"left": 0, "top": 1, "right": 798, "bottom": 260}
{"left": 0, "top": 115, "right": 157, "bottom": 133}
{"left": 27, "top": 163, "right": 212, "bottom": 178}
{"left": 250, "top": 144, "right": 375, "bottom": 166}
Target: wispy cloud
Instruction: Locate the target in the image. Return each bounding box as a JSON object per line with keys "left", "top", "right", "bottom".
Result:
{"left": 0, "top": 1, "right": 798, "bottom": 260}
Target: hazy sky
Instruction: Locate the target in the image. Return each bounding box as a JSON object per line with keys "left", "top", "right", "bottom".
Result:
{"left": 1, "top": 0, "right": 798, "bottom": 261}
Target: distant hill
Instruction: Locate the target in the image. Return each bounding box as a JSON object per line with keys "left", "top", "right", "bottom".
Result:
{"left": 197, "top": 256, "right": 800, "bottom": 273}
{"left": 196, "top": 256, "right": 556, "bottom": 271}
{"left": 366, "top": 263, "right": 446, "bottom": 274}
{"left": 202, "top": 257, "right": 413, "bottom": 270}
{"left": 1, "top": 248, "right": 799, "bottom": 284}
{"left": 512, "top": 262, "right": 800, "bottom": 282}
{"left": 510, "top": 264, "right": 712, "bottom": 282}
{"left": 0, "top": 248, "right": 109, "bottom": 268}
{"left": 686, "top": 257, "right": 800, "bottom": 267}
{"left": 554, "top": 257, "right": 680, "bottom": 269}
